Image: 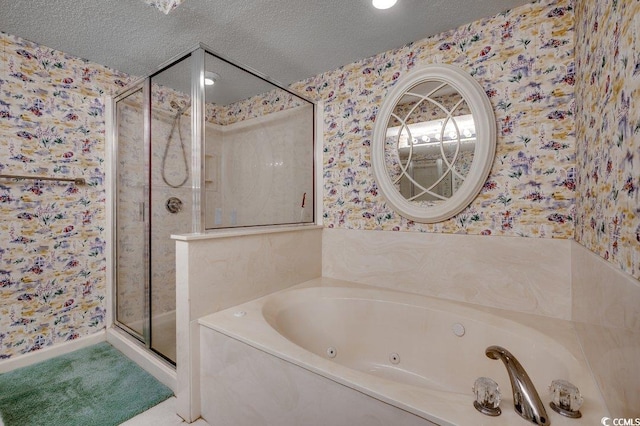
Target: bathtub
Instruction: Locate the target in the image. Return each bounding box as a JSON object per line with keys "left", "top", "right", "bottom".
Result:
{"left": 198, "top": 277, "right": 608, "bottom": 425}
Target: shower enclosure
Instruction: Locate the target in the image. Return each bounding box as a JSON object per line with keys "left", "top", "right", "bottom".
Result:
{"left": 110, "top": 45, "right": 315, "bottom": 364}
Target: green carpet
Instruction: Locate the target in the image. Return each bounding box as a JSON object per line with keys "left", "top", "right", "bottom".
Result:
{"left": 0, "top": 342, "right": 173, "bottom": 426}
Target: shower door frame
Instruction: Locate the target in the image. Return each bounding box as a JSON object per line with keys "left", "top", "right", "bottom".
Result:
{"left": 109, "top": 79, "right": 153, "bottom": 348}
{"left": 192, "top": 43, "right": 318, "bottom": 232}
{"left": 109, "top": 49, "right": 201, "bottom": 365}
{"left": 107, "top": 43, "right": 319, "bottom": 368}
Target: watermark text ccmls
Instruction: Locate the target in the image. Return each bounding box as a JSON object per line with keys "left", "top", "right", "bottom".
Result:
{"left": 601, "top": 417, "right": 640, "bottom": 426}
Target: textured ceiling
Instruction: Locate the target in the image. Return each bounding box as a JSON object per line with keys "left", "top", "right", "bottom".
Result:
{"left": 0, "top": 0, "right": 533, "bottom": 85}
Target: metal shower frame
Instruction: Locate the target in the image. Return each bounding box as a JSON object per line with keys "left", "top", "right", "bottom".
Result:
{"left": 108, "top": 43, "right": 317, "bottom": 362}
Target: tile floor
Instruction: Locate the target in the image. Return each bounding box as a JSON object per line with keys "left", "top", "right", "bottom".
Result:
{"left": 0, "top": 397, "right": 208, "bottom": 426}
{"left": 0, "top": 393, "right": 205, "bottom": 426}
{"left": 121, "top": 397, "right": 209, "bottom": 425}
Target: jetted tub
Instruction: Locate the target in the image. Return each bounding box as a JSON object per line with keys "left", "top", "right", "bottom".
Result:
{"left": 198, "top": 277, "right": 608, "bottom": 425}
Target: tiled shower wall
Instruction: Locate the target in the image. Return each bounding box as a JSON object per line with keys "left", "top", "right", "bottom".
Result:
{"left": 116, "top": 83, "right": 313, "bottom": 328}
{"left": 0, "top": 32, "right": 132, "bottom": 359}
{"left": 149, "top": 89, "right": 193, "bottom": 329}
{"left": 574, "top": 0, "right": 640, "bottom": 280}
{"left": 214, "top": 106, "right": 314, "bottom": 228}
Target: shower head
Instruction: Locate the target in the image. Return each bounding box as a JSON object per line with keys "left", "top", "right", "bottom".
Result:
{"left": 170, "top": 100, "right": 191, "bottom": 115}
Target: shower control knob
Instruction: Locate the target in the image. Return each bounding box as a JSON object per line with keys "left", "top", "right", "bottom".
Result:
{"left": 166, "top": 197, "right": 183, "bottom": 214}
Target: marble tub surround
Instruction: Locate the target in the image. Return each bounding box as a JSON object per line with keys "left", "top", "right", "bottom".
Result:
{"left": 571, "top": 242, "right": 640, "bottom": 417}
{"left": 572, "top": 242, "right": 640, "bottom": 331}
{"left": 573, "top": 323, "right": 640, "bottom": 419}
{"left": 173, "top": 226, "right": 322, "bottom": 422}
{"left": 200, "top": 326, "right": 434, "bottom": 426}
{"left": 319, "top": 230, "right": 639, "bottom": 415}
{"left": 198, "top": 278, "right": 608, "bottom": 425}
{"left": 322, "top": 228, "right": 572, "bottom": 319}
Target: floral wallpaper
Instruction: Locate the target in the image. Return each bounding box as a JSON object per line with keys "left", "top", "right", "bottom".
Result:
{"left": 218, "top": 88, "right": 307, "bottom": 126}
{"left": 574, "top": 0, "right": 640, "bottom": 280}
{"left": 291, "top": 0, "right": 576, "bottom": 238}
{"left": 202, "top": 87, "right": 307, "bottom": 127}
{"left": 0, "top": 32, "right": 133, "bottom": 359}
{"left": 7, "top": 0, "right": 636, "bottom": 361}
{"left": 149, "top": 82, "right": 306, "bottom": 127}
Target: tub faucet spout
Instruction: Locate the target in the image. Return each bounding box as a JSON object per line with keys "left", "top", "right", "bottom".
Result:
{"left": 485, "top": 345, "right": 550, "bottom": 426}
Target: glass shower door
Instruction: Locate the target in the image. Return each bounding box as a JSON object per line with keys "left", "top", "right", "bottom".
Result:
{"left": 114, "top": 86, "right": 149, "bottom": 342}
{"left": 149, "top": 54, "right": 193, "bottom": 364}
{"left": 114, "top": 55, "right": 193, "bottom": 365}
{"left": 112, "top": 45, "right": 314, "bottom": 366}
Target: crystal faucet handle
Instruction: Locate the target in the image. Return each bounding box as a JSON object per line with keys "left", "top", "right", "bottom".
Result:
{"left": 549, "top": 379, "right": 583, "bottom": 418}
{"left": 473, "top": 377, "right": 501, "bottom": 416}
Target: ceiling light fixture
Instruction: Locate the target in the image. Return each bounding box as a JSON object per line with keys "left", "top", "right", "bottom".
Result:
{"left": 204, "top": 71, "right": 219, "bottom": 86}
{"left": 372, "top": 0, "right": 398, "bottom": 10}
{"left": 142, "top": 0, "right": 187, "bottom": 15}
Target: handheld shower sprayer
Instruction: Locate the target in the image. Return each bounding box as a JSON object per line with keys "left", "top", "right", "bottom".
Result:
{"left": 161, "top": 101, "right": 191, "bottom": 188}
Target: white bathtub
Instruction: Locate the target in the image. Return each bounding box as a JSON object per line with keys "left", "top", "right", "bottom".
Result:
{"left": 198, "top": 277, "right": 608, "bottom": 425}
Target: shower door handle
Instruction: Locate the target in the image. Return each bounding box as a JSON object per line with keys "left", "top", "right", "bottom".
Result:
{"left": 138, "top": 201, "right": 145, "bottom": 222}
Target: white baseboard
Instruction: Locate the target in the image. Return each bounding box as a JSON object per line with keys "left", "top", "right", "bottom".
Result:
{"left": 107, "top": 327, "right": 177, "bottom": 393}
{"left": 0, "top": 331, "right": 106, "bottom": 374}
